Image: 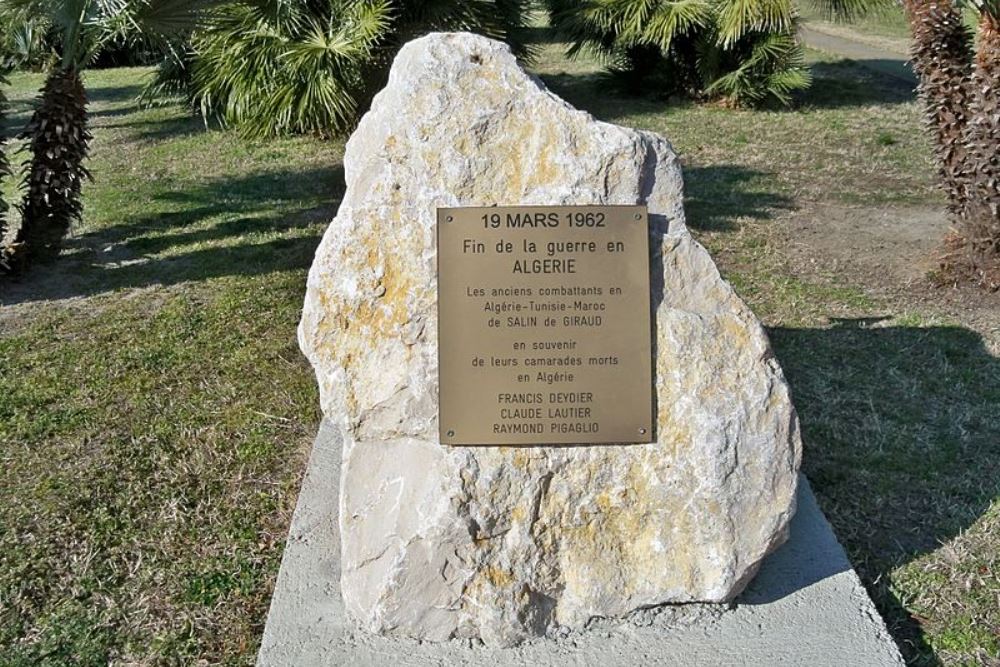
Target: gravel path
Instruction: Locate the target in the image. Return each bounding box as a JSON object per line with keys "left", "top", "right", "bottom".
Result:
{"left": 801, "top": 26, "right": 917, "bottom": 85}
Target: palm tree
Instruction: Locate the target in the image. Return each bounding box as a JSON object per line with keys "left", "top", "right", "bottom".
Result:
{"left": 0, "top": 70, "right": 9, "bottom": 265}
{"left": 953, "top": 4, "right": 1000, "bottom": 287}
{"left": 821, "top": 0, "right": 1000, "bottom": 288}
{"left": 546, "top": 0, "right": 812, "bottom": 106}
{"left": 161, "top": 0, "right": 533, "bottom": 139}
{"left": 187, "top": 0, "right": 393, "bottom": 139}
{"left": 1, "top": 0, "right": 210, "bottom": 269}
{"left": 1, "top": 0, "right": 99, "bottom": 266}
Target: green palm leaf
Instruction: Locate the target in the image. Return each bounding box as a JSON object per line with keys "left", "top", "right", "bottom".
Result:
{"left": 130, "top": 0, "right": 222, "bottom": 38}
{"left": 548, "top": 0, "right": 810, "bottom": 106}
{"left": 641, "top": 0, "right": 714, "bottom": 50}
{"left": 806, "top": 0, "right": 893, "bottom": 22}
{"left": 168, "top": 0, "right": 530, "bottom": 138}
{"left": 715, "top": 0, "right": 795, "bottom": 46}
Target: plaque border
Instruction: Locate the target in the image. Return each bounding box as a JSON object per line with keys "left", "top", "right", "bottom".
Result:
{"left": 436, "top": 205, "right": 655, "bottom": 447}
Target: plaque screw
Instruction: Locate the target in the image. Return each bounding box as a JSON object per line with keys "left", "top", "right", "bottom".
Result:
{"left": 446, "top": 215, "right": 454, "bottom": 222}
{"left": 638, "top": 427, "right": 647, "bottom": 435}
{"left": 634, "top": 213, "right": 642, "bottom": 220}
{"left": 447, "top": 429, "right": 455, "bottom": 437}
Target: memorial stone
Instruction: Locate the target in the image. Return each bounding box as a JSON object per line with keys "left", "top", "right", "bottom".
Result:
{"left": 298, "top": 32, "right": 802, "bottom": 648}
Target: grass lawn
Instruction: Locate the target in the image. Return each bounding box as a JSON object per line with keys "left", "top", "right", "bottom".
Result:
{"left": 2, "top": 39, "right": 998, "bottom": 666}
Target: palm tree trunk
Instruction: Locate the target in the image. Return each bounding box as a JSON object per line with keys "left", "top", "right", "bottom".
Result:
{"left": 901, "top": 0, "right": 974, "bottom": 218}
{"left": 952, "top": 11, "right": 1000, "bottom": 287}
{"left": 0, "top": 78, "right": 10, "bottom": 265}
{"left": 13, "top": 66, "right": 92, "bottom": 266}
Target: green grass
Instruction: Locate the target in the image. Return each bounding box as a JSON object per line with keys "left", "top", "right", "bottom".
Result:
{"left": 1, "top": 39, "right": 997, "bottom": 667}
{"left": 771, "top": 319, "right": 1000, "bottom": 665}
{"left": 538, "top": 47, "right": 937, "bottom": 213}
{"left": 1, "top": 67, "right": 332, "bottom": 664}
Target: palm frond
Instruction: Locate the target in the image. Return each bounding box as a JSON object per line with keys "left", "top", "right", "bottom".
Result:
{"left": 130, "top": 0, "right": 221, "bottom": 38}
{"left": 548, "top": 0, "right": 810, "bottom": 106}
{"left": 0, "top": 4, "right": 52, "bottom": 68}
{"left": 175, "top": 0, "right": 530, "bottom": 138}
{"left": 640, "top": 0, "right": 714, "bottom": 50}
{"left": 805, "top": 0, "right": 894, "bottom": 22}
{"left": 139, "top": 47, "right": 194, "bottom": 106}
{"left": 969, "top": 0, "right": 1000, "bottom": 19}
{"left": 186, "top": 0, "right": 392, "bottom": 137}
{"left": 392, "top": 0, "right": 535, "bottom": 58}
{"left": 704, "top": 28, "right": 810, "bottom": 105}
{"left": 715, "top": 0, "right": 795, "bottom": 46}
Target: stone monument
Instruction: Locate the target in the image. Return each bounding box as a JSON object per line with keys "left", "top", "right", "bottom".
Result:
{"left": 298, "top": 32, "right": 802, "bottom": 648}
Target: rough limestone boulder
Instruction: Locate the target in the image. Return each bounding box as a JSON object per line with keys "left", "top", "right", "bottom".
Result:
{"left": 299, "top": 32, "right": 802, "bottom": 647}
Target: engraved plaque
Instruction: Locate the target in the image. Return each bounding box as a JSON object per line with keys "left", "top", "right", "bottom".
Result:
{"left": 437, "top": 205, "right": 653, "bottom": 446}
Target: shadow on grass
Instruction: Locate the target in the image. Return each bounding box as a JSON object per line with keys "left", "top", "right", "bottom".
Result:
{"left": 96, "top": 113, "right": 209, "bottom": 143}
{"left": 538, "top": 70, "right": 667, "bottom": 123}
{"left": 134, "top": 114, "right": 207, "bottom": 142}
{"left": 685, "top": 165, "right": 793, "bottom": 231}
{"left": 0, "top": 165, "right": 344, "bottom": 305}
{"left": 86, "top": 84, "right": 144, "bottom": 104}
{"left": 515, "top": 26, "right": 566, "bottom": 46}
{"left": 537, "top": 55, "right": 914, "bottom": 124}
{"left": 770, "top": 319, "right": 1000, "bottom": 666}
{"left": 798, "top": 60, "right": 915, "bottom": 109}
{"left": 2, "top": 96, "right": 36, "bottom": 133}
{"left": 85, "top": 83, "right": 147, "bottom": 121}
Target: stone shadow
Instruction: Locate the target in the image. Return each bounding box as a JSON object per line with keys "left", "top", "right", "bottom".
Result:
{"left": 0, "top": 165, "right": 344, "bottom": 305}
{"left": 769, "top": 319, "right": 1000, "bottom": 666}
{"left": 645, "top": 260, "right": 994, "bottom": 665}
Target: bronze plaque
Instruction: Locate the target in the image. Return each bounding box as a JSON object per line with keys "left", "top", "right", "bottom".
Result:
{"left": 437, "top": 205, "right": 653, "bottom": 446}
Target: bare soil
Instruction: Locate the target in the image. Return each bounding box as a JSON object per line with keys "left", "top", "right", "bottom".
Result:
{"left": 779, "top": 203, "right": 1000, "bottom": 346}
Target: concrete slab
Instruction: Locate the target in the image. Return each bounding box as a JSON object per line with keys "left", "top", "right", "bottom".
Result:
{"left": 257, "top": 421, "right": 904, "bottom": 666}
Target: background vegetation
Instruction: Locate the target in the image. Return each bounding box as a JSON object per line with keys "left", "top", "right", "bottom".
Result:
{"left": 546, "top": 0, "right": 811, "bottom": 106}
{"left": 154, "top": 0, "right": 535, "bottom": 138}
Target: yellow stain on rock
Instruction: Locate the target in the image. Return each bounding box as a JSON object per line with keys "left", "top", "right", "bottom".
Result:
{"left": 306, "top": 211, "right": 434, "bottom": 417}
{"left": 484, "top": 566, "right": 515, "bottom": 588}
{"left": 535, "top": 457, "right": 704, "bottom": 604}
{"left": 719, "top": 312, "right": 752, "bottom": 349}
{"left": 511, "top": 504, "right": 528, "bottom": 523}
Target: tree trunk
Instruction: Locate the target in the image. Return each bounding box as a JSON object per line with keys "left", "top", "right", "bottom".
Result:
{"left": 951, "top": 11, "right": 1000, "bottom": 288}
{"left": 901, "top": 0, "right": 974, "bottom": 218}
{"left": 0, "top": 78, "right": 9, "bottom": 266}
{"left": 13, "top": 67, "right": 91, "bottom": 267}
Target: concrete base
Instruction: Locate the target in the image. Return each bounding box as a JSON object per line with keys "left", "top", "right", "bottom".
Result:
{"left": 257, "top": 421, "right": 904, "bottom": 666}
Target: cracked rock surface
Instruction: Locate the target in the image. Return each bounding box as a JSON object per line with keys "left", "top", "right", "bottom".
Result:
{"left": 298, "top": 32, "right": 802, "bottom": 647}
